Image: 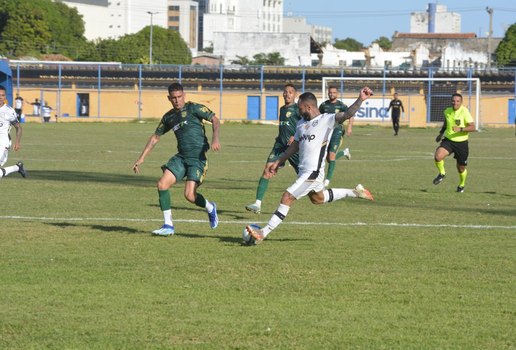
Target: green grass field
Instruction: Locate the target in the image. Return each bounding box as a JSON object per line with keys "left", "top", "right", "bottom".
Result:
{"left": 1, "top": 122, "right": 515, "bottom": 349}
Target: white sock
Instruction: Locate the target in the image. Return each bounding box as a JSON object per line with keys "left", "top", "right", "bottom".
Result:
{"left": 205, "top": 201, "right": 214, "bottom": 213}
{"left": 255, "top": 200, "right": 262, "bottom": 207}
{"left": 262, "top": 203, "right": 290, "bottom": 238}
{"left": 323, "top": 188, "right": 357, "bottom": 203}
{"left": 163, "top": 209, "right": 173, "bottom": 227}
{"left": 0, "top": 165, "right": 18, "bottom": 178}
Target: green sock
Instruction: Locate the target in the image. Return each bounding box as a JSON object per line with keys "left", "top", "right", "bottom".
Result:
{"left": 256, "top": 177, "right": 269, "bottom": 201}
{"left": 158, "top": 190, "right": 171, "bottom": 211}
{"left": 335, "top": 150, "right": 345, "bottom": 160}
{"left": 459, "top": 169, "right": 468, "bottom": 187}
{"left": 194, "top": 193, "right": 207, "bottom": 208}
{"left": 435, "top": 160, "right": 445, "bottom": 175}
{"left": 326, "top": 160, "right": 336, "bottom": 181}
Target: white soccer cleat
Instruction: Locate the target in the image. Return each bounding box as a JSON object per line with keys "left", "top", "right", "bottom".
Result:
{"left": 245, "top": 203, "right": 261, "bottom": 214}
{"left": 343, "top": 148, "right": 351, "bottom": 160}
{"left": 354, "top": 184, "right": 374, "bottom": 201}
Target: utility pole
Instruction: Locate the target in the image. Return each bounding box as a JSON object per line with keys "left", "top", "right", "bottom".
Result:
{"left": 147, "top": 11, "right": 158, "bottom": 65}
{"left": 486, "top": 7, "right": 493, "bottom": 69}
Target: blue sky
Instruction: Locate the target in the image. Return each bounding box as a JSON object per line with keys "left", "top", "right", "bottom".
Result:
{"left": 283, "top": 0, "right": 515, "bottom": 45}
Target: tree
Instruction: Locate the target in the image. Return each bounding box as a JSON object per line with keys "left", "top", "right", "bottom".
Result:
{"left": 495, "top": 23, "right": 516, "bottom": 67}
{"left": 334, "top": 37, "right": 364, "bottom": 51}
{"left": 0, "top": 0, "right": 89, "bottom": 58}
{"left": 373, "top": 36, "right": 392, "bottom": 50}
{"left": 82, "top": 26, "right": 191, "bottom": 64}
{"left": 251, "top": 52, "right": 285, "bottom": 65}
{"left": 230, "top": 56, "right": 251, "bottom": 65}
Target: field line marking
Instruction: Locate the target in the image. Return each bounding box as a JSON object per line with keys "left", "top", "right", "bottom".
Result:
{"left": 1, "top": 215, "right": 515, "bottom": 230}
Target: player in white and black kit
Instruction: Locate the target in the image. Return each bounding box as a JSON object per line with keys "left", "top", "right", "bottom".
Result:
{"left": 245, "top": 87, "right": 374, "bottom": 244}
{"left": 0, "top": 86, "right": 26, "bottom": 179}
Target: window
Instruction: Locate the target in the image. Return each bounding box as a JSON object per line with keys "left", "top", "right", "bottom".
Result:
{"left": 169, "top": 26, "right": 179, "bottom": 31}
{"left": 169, "top": 16, "right": 180, "bottom": 21}
{"left": 169, "top": 6, "right": 179, "bottom": 11}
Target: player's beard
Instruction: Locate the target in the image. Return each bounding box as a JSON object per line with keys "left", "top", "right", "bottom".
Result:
{"left": 302, "top": 111, "right": 312, "bottom": 121}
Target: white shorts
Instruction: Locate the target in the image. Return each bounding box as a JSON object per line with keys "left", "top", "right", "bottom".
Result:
{"left": 286, "top": 170, "right": 325, "bottom": 200}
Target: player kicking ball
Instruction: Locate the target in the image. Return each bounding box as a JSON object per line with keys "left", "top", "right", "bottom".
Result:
{"left": 246, "top": 87, "right": 374, "bottom": 244}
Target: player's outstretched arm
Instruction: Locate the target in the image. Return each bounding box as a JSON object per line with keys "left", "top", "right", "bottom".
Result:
{"left": 335, "top": 87, "right": 372, "bottom": 124}
{"left": 210, "top": 115, "right": 221, "bottom": 151}
{"left": 133, "top": 134, "right": 160, "bottom": 173}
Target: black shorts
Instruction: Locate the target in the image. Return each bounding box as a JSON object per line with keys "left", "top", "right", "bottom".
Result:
{"left": 439, "top": 138, "right": 469, "bottom": 166}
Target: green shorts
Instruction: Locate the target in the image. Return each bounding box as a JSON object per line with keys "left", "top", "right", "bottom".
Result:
{"left": 162, "top": 154, "right": 208, "bottom": 184}
{"left": 328, "top": 127, "right": 344, "bottom": 153}
{"left": 267, "top": 141, "right": 299, "bottom": 173}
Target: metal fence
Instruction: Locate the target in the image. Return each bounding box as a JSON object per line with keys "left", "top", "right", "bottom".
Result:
{"left": 10, "top": 61, "right": 516, "bottom": 126}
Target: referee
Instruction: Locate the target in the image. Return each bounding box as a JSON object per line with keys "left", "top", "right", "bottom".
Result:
{"left": 432, "top": 93, "right": 476, "bottom": 193}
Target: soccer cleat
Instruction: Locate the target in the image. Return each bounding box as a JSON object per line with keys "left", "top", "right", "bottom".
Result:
{"left": 354, "top": 184, "right": 374, "bottom": 201}
{"left": 152, "top": 224, "right": 175, "bottom": 236}
{"left": 343, "top": 147, "right": 351, "bottom": 160}
{"left": 245, "top": 225, "right": 265, "bottom": 245}
{"left": 245, "top": 203, "right": 261, "bottom": 214}
{"left": 433, "top": 173, "right": 446, "bottom": 185}
{"left": 208, "top": 202, "right": 218, "bottom": 229}
{"left": 16, "top": 161, "right": 26, "bottom": 178}
{"left": 456, "top": 186, "right": 465, "bottom": 193}
{"left": 323, "top": 179, "right": 330, "bottom": 188}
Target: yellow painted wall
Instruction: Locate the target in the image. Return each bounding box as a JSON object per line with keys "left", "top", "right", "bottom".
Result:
{"left": 15, "top": 88, "right": 514, "bottom": 127}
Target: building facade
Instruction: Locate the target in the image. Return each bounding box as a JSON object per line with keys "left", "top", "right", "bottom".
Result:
{"left": 410, "top": 3, "right": 461, "bottom": 34}
{"left": 202, "top": 0, "right": 283, "bottom": 49}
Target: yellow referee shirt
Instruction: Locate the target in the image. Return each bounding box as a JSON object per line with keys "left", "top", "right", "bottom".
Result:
{"left": 443, "top": 105, "right": 474, "bottom": 142}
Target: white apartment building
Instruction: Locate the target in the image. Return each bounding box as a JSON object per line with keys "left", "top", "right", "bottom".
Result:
{"left": 283, "top": 16, "right": 332, "bottom": 44}
{"left": 202, "top": 0, "right": 283, "bottom": 48}
{"left": 410, "top": 3, "right": 461, "bottom": 34}
{"left": 168, "top": 0, "right": 199, "bottom": 55}
{"left": 57, "top": 0, "right": 168, "bottom": 40}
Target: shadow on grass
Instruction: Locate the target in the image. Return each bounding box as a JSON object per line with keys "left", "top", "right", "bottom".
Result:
{"left": 26, "top": 170, "right": 155, "bottom": 186}
{"left": 48, "top": 222, "right": 144, "bottom": 234}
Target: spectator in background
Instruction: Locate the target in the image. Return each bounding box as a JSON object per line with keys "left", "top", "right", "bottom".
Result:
{"left": 42, "top": 102, "right": 52, "bottom": 123}
{"left": 31, "top": 98, "right": 41, "bottom": 116}
{"left": 14, "top": 94, "right": 24, "bottom": 122}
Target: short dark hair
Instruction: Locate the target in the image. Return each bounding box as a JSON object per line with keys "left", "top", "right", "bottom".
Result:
{"left": 168, "top": 82, "right": 184, "bottom": 94}
{"left": 298, "top": 92, "right": 318, "bottom": 106}
{"left": 452, "top": 93, "right": 463, "bottom": 100}
{"left": 0, "top": 85, "right": 6, "bottom": 92}
{"left": 328, "top": 85, "right": 338, "bottom": 91}
{"left": 284, "top": 83, "right": 296, "bottom": 91}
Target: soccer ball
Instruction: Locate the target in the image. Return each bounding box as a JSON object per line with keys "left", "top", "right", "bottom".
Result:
{"left": 242, "top": 224, "right": 261, "bottom": 245}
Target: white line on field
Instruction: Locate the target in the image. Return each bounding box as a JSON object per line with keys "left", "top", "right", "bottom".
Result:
{"left": 1, "top": 215, "right": 514, "bottom": 230}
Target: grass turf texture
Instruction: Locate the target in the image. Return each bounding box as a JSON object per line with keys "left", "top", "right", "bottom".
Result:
{"left": 1, "top": 122, "right": 514, "bottom": 349}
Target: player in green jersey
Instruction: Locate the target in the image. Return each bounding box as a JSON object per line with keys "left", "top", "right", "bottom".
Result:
{"left": 318, "top": 86, "right": 352, "bottom": 188}
{"left": 433, "top": 93, "right": 476, "bottom": 193}
{"left": 133, "top": 82, "right": 221, "bottom": 236}
{"left": 245, "top": 83, "right": 301, "bottom": 214}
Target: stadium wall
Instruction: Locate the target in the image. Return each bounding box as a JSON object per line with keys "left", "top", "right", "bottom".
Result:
{"left": 16, "top": 88, "right": 513, "bottom": 127}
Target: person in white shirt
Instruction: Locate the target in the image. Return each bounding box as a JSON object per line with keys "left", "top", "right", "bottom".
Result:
{"left": 0, "top": 86, "right": 26, "bottom": 178}
{"left": 245, "top": 87, "right": 374, "bottom": 244}
{"left": 14, "top": 94, "right": 24, "bottom": 122}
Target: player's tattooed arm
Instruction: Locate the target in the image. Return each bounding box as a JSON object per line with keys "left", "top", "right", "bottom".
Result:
{"left": 335, "top": 87, "right": 373, "bottom": 124}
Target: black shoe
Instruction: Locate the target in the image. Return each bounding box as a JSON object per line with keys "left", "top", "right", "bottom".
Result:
{"left": 16, "top": 161, "right": 26, "bottom": 178}
{"left": 456, "top": 186, "right": 465, "bottom": 193}
{"left": 432, "top": 173, "right": 445, "bottom": 185}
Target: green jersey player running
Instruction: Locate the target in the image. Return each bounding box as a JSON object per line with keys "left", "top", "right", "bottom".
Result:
{"left": 133, "top": 82, "right": 221, "bottom": 236}
{"left": 245, "top": 83, "right": 301, "bottom": 214}
{"left": 319, "top": 85, "right": 352, "bottom": 187}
